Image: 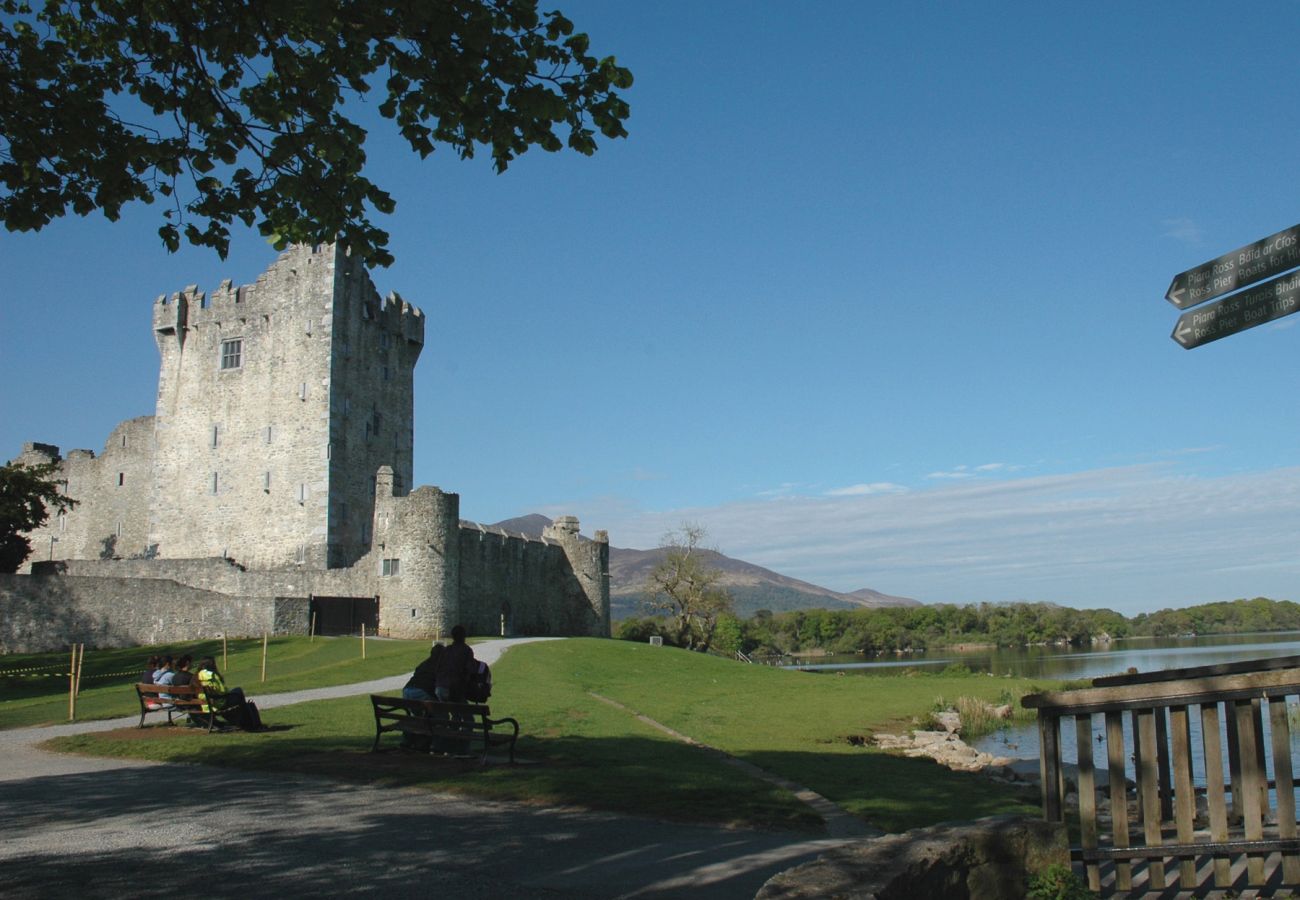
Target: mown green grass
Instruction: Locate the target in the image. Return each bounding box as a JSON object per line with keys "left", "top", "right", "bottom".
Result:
{"left": 41, "top": 638, "right": 1049, "bottom": 832}
{"left": 0, "top": 635, "right": 428, "bottom": 729}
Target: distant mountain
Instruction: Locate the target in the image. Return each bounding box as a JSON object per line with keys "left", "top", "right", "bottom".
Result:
{"left": 489, "top": 513, "right": 554, "bottom": 536}
{"left": 487, "top": 515, "right": 921, "bottom": 620}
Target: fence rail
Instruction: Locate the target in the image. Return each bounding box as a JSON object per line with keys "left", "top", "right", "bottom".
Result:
{"left": 1024, "top": 659, "right": 1300, "bottom": 894}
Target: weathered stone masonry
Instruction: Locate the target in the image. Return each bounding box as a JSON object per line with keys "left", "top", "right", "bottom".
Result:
{"left": 3, "top": 245, "right": 610, "bottom": 652}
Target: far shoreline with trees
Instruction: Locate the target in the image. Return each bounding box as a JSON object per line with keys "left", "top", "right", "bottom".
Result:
{"left": 617, "top": 597, "right": 1300, "bottom": 659}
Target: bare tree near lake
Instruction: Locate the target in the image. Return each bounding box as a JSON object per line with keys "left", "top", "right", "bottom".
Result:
{"left": 645, "top": 524, "right": 734, "bottom": 652}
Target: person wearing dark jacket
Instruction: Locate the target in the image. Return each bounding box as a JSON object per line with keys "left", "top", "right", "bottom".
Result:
{"left": 399, "top": 642, "right": 444, "bottom": 751}
{"left": 434, "top": 625, "right": 476, "bottom": 701}
{"left": 433, "top": 625, "right": 476, "bottom": 755}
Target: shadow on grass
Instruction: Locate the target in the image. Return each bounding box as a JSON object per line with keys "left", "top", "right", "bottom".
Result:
{"left": 0, "top": 751, "right": 841, "bottom": 900}
{"left": 46, "top": 721, "right": 1038, "bottom": 838}
{"left": 739, "top": 748, "right": 1040, "bottom": 834}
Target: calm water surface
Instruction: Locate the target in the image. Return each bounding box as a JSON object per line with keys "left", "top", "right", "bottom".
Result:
{"left": 792, "top": 632, "right": 1300, "bottom": 770}
{"left": 790, "top": 631, "right": 1300, "bottom": 682}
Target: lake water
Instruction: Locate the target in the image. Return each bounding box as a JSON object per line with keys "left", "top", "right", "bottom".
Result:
{"left": 790, "top": 631, "right": 1300, "bottom": 769}
{"left": 788, "top": 631, "right": 1300, "bottom": 683}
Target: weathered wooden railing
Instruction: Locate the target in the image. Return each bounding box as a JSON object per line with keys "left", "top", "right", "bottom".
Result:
{"left": 1023, "top": 656, "right": 1300, "bottom": 893}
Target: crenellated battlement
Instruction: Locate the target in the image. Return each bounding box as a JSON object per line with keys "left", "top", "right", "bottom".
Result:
{"left": 151, "top": 244, "right": 424, "bottom": 344}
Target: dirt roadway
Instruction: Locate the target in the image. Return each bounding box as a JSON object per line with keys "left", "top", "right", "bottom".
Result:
{"left": 0, "top": 639, "right": 854, "bottom": 899}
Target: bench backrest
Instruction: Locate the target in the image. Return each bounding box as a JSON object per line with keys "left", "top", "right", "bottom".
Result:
{"left": 137, "top": 683, "right": 206, "bottom": 705}
{"left": 370, "top": 694, "right": 490, "bottom": 718}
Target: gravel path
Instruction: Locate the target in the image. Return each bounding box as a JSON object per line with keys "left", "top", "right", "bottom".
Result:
{"left": 0, "top": 638, "right": 853, "bottom": 899}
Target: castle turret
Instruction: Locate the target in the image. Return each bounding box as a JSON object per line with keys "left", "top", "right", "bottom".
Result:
{"left": 371, "top": 467, "right": 460, "bottom": 637}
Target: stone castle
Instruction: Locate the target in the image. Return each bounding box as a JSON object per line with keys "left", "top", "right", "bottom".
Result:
{"left": 3, "top": 244, "right": 610, "bottom": 651}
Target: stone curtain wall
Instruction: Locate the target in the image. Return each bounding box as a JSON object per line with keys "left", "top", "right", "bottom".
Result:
{"left": 14, "top": 417, "right": 156, "bottom": 571}
{"left": 457, "top": 522, "right": 609, "bottom": 637}
{"left": 0, "top": 573, "right": 297, "bottom": 653}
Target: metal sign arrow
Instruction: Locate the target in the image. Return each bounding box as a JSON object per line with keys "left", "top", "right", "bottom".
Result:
{"left": 1171, "top": 268, "right": 1300, "bottom": 349}
{"left": 1166, "top": 223, "right": 1300, "bottom": 310}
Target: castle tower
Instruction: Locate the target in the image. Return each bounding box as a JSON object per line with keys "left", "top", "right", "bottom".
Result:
{"left": 149, "top": 244, "right": 424, "bottom": 568}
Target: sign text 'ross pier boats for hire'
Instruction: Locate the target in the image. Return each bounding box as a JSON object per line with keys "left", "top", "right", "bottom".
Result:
{"left": 1166, "top": 223, "right": 1300, "bottom": 310}
{"left": 1166, "top": 222, "right": 1300, "bottom": 348}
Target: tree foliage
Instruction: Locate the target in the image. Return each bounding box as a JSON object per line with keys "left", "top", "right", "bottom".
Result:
{"left": 644, "top": 524, "right": 735, "bottom": 652}
{"left": 618, "top": 598, "right": 1300, "bottom": 657}
{"left": 0, "top": 462, "right": 76, "bottom": 573}
{"left": 0, "top": 0, "right": 633, "bottom": 265}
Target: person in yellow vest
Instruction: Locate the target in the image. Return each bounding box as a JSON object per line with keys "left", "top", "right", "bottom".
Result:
{"left": 195, "top": 656, "right": 265, "bottom": 731}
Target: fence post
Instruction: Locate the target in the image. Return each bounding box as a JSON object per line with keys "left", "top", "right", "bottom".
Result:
{"left": 75, "top": 643, "right": 85, "bottom": 698}
{"left": 67, "top": 645, "right": 77, "bottom": 721}
{"left": 261, "top": 632, "right": 268, "bottom": 682}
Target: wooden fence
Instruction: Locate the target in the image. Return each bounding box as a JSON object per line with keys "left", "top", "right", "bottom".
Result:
{"left": 1023, "top": 655, "right": 1300, "bottom": 893}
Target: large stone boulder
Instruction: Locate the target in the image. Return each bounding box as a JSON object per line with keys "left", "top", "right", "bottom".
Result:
{"left": 756, "top": 814, "right": 1069, "bottom": 900}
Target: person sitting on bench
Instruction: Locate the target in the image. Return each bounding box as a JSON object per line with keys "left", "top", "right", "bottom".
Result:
{"left": 195, "top": 656, "right": 264, "bottom": 731}
{"left": 399, "top": 641, "right": 444, "bottom": 751}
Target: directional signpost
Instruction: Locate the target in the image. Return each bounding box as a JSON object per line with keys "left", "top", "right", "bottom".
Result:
{"left": 1166, "top": 223, "right": 1300, "bottom": 310}
{"left": 1171, "top": 269, "right": 1300, "bottom": 349}
{"left": 1166, "top": 223, "right": 1300, "bottom": 348}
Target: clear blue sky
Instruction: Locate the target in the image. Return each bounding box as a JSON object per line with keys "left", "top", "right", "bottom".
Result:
{"left": 4, "top": 2, "right": 1300, "bottom": 615}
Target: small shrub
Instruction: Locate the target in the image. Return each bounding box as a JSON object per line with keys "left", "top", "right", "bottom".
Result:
{"left": 1027, "top": 863, "right": 1093, "bottom": 900}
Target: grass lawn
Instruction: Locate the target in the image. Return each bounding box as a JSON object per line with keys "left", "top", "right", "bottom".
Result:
{"left": 41, "top": 638, "right": 1054, "bottom": 832}
{"left": 0, "top": 635, "right": 428, "bottom": 729}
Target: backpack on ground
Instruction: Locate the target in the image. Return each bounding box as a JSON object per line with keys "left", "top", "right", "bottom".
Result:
{"left": 466, "top": 661, "right": 492, "bottom": 703}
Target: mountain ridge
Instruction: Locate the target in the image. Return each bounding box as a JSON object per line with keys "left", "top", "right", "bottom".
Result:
{"left": 487, "top": 514, "right": 921, "bottom": 619}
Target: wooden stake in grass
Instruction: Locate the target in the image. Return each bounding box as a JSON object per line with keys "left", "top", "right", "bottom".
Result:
{"left": 67, "top": 644, "right": 77, "bottom": 721}
{"left": 75, "top": 643, "right": 85, "bottom": 699}
{"left": 309, "top": 611, "right": 316, "bottom": 642}
{"left": 361, "top": 623, "right": 366, "bottom": 659}
{"left": 261, "top": 631, "right": 268, "bottom": 682}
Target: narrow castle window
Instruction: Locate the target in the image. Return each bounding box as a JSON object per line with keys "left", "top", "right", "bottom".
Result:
{"left": 115, "top": 521, "right": 122, "bottom": 537}
{"left": 382, "top": 365, "right": 390, "bottom": 381}
{"left": 220, "top": 339, "right": 242, "bottom": 370}
{"left": 381, "top": 558, "right": 400, "bottom": 576}
{"left": 211, "top": 472, "right": 219, "bottom": 494}
{"left": 297, "top": 483, "right": 308, "bottom": 503}
{"left": 264, "top": 425, "right": 273, "bottom": 444}
{"left": 263, "top": 471, "right": 271, "bottom": 492}
{"left": 117, "top": 472, "right": 124, "bottom": 486}
{"left": 121, "top": 434, "right": 128, "bottom": 448}
{"left": 299, "top": 382, "right": 308, "bottom": 401}
{"left": 296, "top": 544, "right": 306, "bottom": 565}
{"left": 211, "top": 424, "right": 219, "bottom": 448}
{"left": 372, "top": 408, "right": 382, "bottom": 437}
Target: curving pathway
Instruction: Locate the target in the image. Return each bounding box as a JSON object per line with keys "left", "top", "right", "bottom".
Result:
{"left": 0, "top": 638, "right": 861, "bottom": 899}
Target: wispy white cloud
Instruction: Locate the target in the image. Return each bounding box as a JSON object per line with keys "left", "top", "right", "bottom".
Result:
{"left": 824, "top": 482, "right": 907, "bottom": 497}
{"left": 1162, "top": 217, "right": 1203, "bottom": 244}
{"left": 755, "top": 482, "right": 803, "bottom": 498}
{"left": 567, "top": 464, "right": 1300, "bottom": 615}
{"left": 927, "top": 462, "right": 1019, "bottom": 479}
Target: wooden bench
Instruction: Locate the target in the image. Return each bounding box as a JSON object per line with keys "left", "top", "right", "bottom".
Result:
{"left": 134, "top": 683, "right": 233, "bottom": 733}
{"left": 369, "top": 694, "right": 519, "bottom": 764}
